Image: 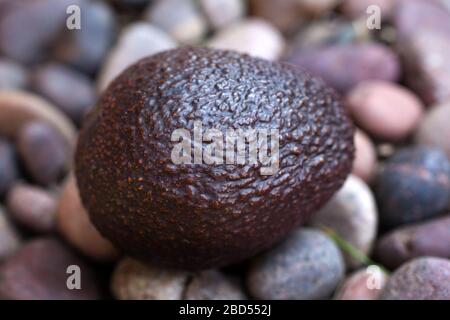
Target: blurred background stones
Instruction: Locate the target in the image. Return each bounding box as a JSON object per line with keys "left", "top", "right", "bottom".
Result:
{"left": 0, "top": 0, "right": 450, "bottom": 301}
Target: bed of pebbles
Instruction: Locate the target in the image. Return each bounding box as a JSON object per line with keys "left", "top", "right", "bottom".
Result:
{"left": 0, "top": 0, "right": 450, "bottom": 300}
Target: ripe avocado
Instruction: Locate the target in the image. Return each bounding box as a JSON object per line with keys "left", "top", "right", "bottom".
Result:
{"left": 75, "top": 47, "right": 354, "bottom": 270}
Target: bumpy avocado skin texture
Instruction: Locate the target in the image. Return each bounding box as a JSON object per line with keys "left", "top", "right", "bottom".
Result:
{"left": 75, "top": 47, "right": 354, "bottom": 270}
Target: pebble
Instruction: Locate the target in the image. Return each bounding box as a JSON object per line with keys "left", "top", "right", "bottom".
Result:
{"left": 144, "top": 0, "right": 207, "bottom": 44}
{"left": 416, "top": 101, "right": 450, "bottom": 159}
{"left": 17, "top": 121, "right": 70, "bottom": 185}
{"left": 0, "top": 58, "right": 28, "bottom": 90}
{"left": 6, "top": 184, "right": 57, "bottom": 233}
{"left": 57, "top": 174, "right": 118, "bottom": 261}
{"left": 0, "top": 237, "right": 102, "bottom": 299}
{"left": 249, "top": 0, "right": 306, "bottom": 33}
{"left": 353, "top": 129, "right": 377, "bottom": 182}
{"left": 380, "top": 257, "right": 450, "bottom": 300}
{"left": 375, "top": 146, "right": 450, "bottom": 229}
{"left": 310, "top": 175, "right": 378, "bottom": 268}
{"left": 296, "top": 0, "right": 339, "bottom": 15}
{"left": 346, "top": 81, "right": 424, "bottom": 141}
{"left": 247, "top": 228, "right": 344, "bottom": 299}
{"left": 334, "top": 268, "right": 388, "bottom": 300}
{"left": 184, "top": 270, "right": 247, "bottom": 300}
{"left": 97, "top": 22, "right": 177, "bottom": 92}
{"left": 375, "top": 215, "right": 450, "bottom": 269}
{"left": 399, "top": 30, "right": 450, "bottom": 105}
{"left": 394, "top": 0, "right": 450, "bottom": 40}
{"left": 207, "top": 18, "right": 285, "bottom": 61}
{"left": 199, "top": 0, "right": 245, "bottom": 30}
{"left": 53, "top": 0, "right": 117, "bottom": 74}
{"left": 0, "top": 139, "right": 18, "bottom": 196}
{"left": 286, "top": 43, "right": 400, "bottom": 93}
{"left": 31, "top": 63, "right": 96, "bottom": 126}
{"left": 0, "top": 90, "right": 77, "bottom": 146}
{"left": 0, "top": 206, "right": 21, "bottom": 261}
{"left": 0, "top": 0, "right": 83, "bottom": 64}
{"left": 111, "top": 257, "right": 188, "bottom": 300}
{"left": 341, "top": 0, "right": 397, "bottom": 19}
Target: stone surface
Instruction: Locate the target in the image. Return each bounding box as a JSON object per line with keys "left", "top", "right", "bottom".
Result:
{"left": 111, "top": 257, "right": 188, "bottom": 300}
{"left": 286, "top": 43, "right": 400, "bottom": 93}
{"left": 247, "top": 228, "right": 344, "bottom": 299}
{"left": 341, "top": 0, "right": 397, "bottom": 19}
{"left": 144, "top": 0, "right": 207, "bottom": 44}
{"left": 6, "top": 184, "right": 57, "bottom": 233}
{"left": 375, "top": 146, "right": 450, "bottom": 229}
{"left": 0, "top": 206, "right": 21, "bottom": 261}
{"left": 184, "top": 270, "right": 246, "bottom": 300}
{"left": 416, "top": 101, "right": 450, "bottom": 159}
{"left": 0, "top": 58, "right": 28, "bottom": 90}
{"left": 207, "top": 19, "right": 285, "bottom": 61}
{"left": 310, "top": 175, "right": 378, "bottom": 268}
{"left": 346, "top": 81, "right": 424, "bottom": 141}
{"left": 249, "top": 0, "right": 305, "bottom": 33}
{"left": 17, "top": 121, "right": 70, "bottom": 185}
{"left": 375, "top": 215, "right": 450, "bottom": 269}
{"left": 57, "top": 174, "right": 118, "bottom": 261}
{"left": 380, "top": 257, "right": 450, "bottom": 300}
{"left": 0, "top": 139, "right": 18, "bottom": 196}
{"left": 334, "top": 268, "right": 388, "bottom": 300}
{"left": 0, "top": 237, "right": 102, "bottom": 299}
{"left": 53, "top": 0, "right": 117, "bottom": 74}
{"left": 31, "top": 63, "right": 96, "bottom": 126}
{"left": 97, "top": 22, "right": 177, "bottom": 92}
{"left": 352, "top": 129, "right": 377, "bottom": 182}
{"left": 199, "top": 0, "right": 245, "bottom": 30}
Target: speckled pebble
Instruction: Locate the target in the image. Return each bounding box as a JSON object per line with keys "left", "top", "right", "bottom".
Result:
{"left": 57, "top": 174, "right": 118, "bottom": 261}
{"left": 375, "top": 215, "right": 450, "bottom": 269}
{"left": 207, "top": 19, "right": 285, "bottom": 61}
{"left": 246, "top": 228, "right": 344, "bottom": 300}
{"left": 380, "top": 257, "right": 450, "bottom": 300}
{"left": 310, "top": 175, "right": 378, "bottom": 268}
{"left": 334, "top": 268, "right": 388, "bottom": 300}
{"left": 111, "top": 257, "right": 188, "bottom": 300}
{"left": 346, "top": 81, "right": 423, "bottom": 141}
{"left": 0, "top": 237, "right": 102, "bottom": 299}
{"left": 375, "top": 146, "right": 450, "bottom": 229}
{"left": 0, "top": 58, "right": 28, "bottom": 90}
{"left": 6, "top": 184, "right": 57, "bottom": 233}
{"left": 17, "top": 121, "right": 70, "bottom": 185}
{"left": 184, "top": 270, "right": 247, "bottom": 300}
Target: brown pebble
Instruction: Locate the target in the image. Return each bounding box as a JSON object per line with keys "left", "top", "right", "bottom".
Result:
{"left": 375, "top": 215, "right": 450, "bottom": 269}
{"left": 353, "top": 129, "right": 377, "bottom": 182}
{"left": 0, "top": 237, "right": 102, "bottom": 299}
{"left": 17, "top": 121, "right": 70, "bottom": 185}
{"left": 334, "top": 268, "right": 388, "bottom": 300}
{"left": 346, "top": 81, "right": 423, "bottom": 141}
{"left": 184, "top": 270, "right": 247, "bottom": 300}
{"left": 6, "top": 184, "right": 57, "bottom": 233}
{"left": 57, "top": 174, "right": 118, "bottom": 261}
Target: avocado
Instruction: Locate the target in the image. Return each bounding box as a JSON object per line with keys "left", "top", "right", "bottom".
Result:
{"left": 75, "top": 47, "right": 354, "bottom": 270}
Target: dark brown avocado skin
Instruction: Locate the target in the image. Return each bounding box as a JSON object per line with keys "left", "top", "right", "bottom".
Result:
{"left": 75, "top": 47, "right": 354, "bottom": 270}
